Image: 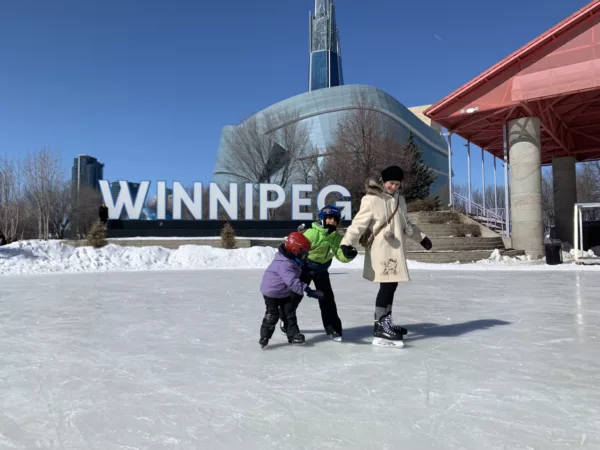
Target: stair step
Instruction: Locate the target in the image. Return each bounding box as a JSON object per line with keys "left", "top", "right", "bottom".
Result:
{"left": 406, "top": 211, "right": 465, "bottom": 224}
{"left": 407, "top": 249, "right": 526, "bottom": 264}
{"left": 409, "top": 223, "right": 483, "bottom": 237}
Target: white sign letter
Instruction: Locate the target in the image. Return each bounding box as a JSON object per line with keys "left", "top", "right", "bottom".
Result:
{"left": 99, "top": 180, "right": 150, "bottom": 220}
{"left": 316, "top": 184, "right": 352, "bottom": 220}
{"left": 209, "top": 182, "right": 238, "bottom": 220}
{"left": 244, "top": 183, "right": 254, "bottom": 220}
{"left": 259, "top": 184, "right": 285, "bottom": 220}
{"left": 173, "top": 182, "right": 203, "bottom": 220}
{"left": 156, "top": 181, "right": 167, "bottom": 220}
{"left": 291, "top": 184, "right": 313, "bottom": 220}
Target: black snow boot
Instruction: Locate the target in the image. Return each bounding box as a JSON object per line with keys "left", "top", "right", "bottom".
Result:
{"left": 325, "top": 325, "right": 343, "bottom": 341}
{"left": 288, "top": 333, "right": 305, "bottom": 345}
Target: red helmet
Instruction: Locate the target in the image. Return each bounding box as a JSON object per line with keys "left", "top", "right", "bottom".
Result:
{"left": 285, "top": 232, "right": 311, "bottom": 256}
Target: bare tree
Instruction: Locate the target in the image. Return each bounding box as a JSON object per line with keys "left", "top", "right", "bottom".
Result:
{"left": 23, "top": 148, "right": 65, "bottom": 239}
{"left": 452, "top": 160, "right": 600, "bottom": 227}
{"left": 222, "top": 110, "right": 312, "bottom": 188}
{"left": 577, "top": 161, "right": 600, "bottom": 220}
{"left": 323, "top": 102, "right": 436, "bottom": 214}
{"left": 72, "top": 186, "right": 103, "bottom": 238}
{"left": 541, "top": 171, "right": 555, "bottom": 230}
{"left": 221, "top": 110, "right": 312, "bottom": 219}
{"left": 49, "top": 182, "right": 72, "bottom": 238}
{"left": 270, "top": 111, "right": 312, "bottom": 188}
{"left": 0, "top": 155, "right": 25, "bottom": 242}
{"left": 292, "top": 146, "right": 331, "bottom": 217}
{"left": 452, "top": 182, "right": 507, "bottom": 217}
{"left": 323, "top": 105, "right": 391, "bottom": 212}
{"left": 295, "top": 146, "right": 330, "bottom": 189}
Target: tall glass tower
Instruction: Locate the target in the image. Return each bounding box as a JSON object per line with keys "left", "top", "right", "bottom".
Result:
{"left": 309, "top": 0, "right": 343, "bottom": 91}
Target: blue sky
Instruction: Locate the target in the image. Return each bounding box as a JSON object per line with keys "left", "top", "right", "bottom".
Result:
{"left": 0, "top": 0, "right": 587, "bottom": 192}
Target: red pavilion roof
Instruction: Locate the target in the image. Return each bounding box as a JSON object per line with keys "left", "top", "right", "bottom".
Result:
{"left": 424, "top": 0, "right": 600, "bottom": 164}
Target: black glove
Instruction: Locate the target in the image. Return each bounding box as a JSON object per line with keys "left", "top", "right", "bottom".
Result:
{"left": 340, "top": 245, "right": 358, "bottom": 259}
{"left": 420, "top": 237, "right": 432, "bottom": 251}
{"left": 304, "top": 287, "right": 324, "bottom": 300}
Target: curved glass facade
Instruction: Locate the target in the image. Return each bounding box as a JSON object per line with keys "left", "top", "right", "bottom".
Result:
{"left": 214, "top": 84, "right": 449, "bottom": 196}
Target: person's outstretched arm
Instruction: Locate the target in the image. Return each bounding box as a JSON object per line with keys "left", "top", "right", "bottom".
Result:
{"left": 399, "top": 196, "right": 432, "bottom": 250}
{"left": 340, "top": 196, "right": 373, "bottom": 248}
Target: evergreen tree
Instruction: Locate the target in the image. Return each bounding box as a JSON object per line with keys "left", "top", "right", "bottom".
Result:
{"left": 402, "top": 132, "right": 437, "bottom": 203}
{"left": 86, "top": 220, "right": 108, "bottom": 248}
{"left": 220, "top": 222, "right": 236, "bottom": 249}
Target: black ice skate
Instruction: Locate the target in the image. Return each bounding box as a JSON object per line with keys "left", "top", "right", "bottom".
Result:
{"left": 259, "top": 337, "right": 269, "bottom": 349}
{"left": 288, "top": 333, "right": 305, "bottom": 345}
{"left": 372, "top": 314, "right": 404, "bottom": 348}
{"left": 280, "top": 321, "right": 287, "bottom": 335}
{"left": 388, "top": 316, "right": 408, "bottom": 336}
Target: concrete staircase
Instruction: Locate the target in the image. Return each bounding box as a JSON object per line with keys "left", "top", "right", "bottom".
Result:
{"left": 399, "top": 211, "right": 524, "bottom": 263}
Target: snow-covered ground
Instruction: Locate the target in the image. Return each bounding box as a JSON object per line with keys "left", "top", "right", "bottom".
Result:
{"left": 1, "top": 240, "right": 599, "bottom": 276}
{"left": 1, "top": 269, "right": 599, "bottom": 449}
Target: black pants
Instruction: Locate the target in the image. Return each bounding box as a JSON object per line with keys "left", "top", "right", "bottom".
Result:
{"left": 376, "top": 282, "right": 398, "bottom": 308}
{"left": 261, "top": 294, "right": 302, "bottom": 340}
{"left": 282, "top": 271, "right": 343, "bottom": 335}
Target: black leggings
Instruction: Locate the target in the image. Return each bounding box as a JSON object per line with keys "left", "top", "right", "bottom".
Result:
{"left": 376, "top": 282, "right": 398, "bottom": 309}
{"left": 260, "top": 294, "right": 302, "bottom": 340}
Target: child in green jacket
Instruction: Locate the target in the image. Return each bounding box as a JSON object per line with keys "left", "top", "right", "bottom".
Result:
{"left": 280, "top": 205, "right": 358, "bottom": 341}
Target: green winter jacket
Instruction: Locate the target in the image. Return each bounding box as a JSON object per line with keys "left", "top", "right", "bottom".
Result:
{"left": 302, "top": 222, "right": 352, "bottom": 273}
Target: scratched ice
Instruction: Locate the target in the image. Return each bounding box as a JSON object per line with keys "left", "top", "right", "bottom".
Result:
{"left": 1, "top": 269, "right": 599, "bottom": 449}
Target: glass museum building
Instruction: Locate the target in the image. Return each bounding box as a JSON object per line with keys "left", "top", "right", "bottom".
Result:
{"left": 213, "top": 0, "right": 449, "bottom": 196}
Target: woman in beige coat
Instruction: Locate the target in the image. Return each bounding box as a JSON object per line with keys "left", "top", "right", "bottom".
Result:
{"left": 340, "top": 165, "right": 433, "bottom": 347}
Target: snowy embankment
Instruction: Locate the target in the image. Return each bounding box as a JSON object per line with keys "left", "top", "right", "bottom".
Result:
{"left": 0, "top": 240, "right": 599, "bottom": 276}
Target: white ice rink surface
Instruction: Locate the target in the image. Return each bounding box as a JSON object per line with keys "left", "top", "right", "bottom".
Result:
{"left": 1, "top": 269, "right": 599, "bottom": 449}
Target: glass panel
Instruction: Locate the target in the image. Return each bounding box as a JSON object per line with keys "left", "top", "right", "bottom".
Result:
{"left": 330, "top": 52, "right": 340, "bottom": 87}
{"left": 311, "top": 51, "right": 328, "bottom": 90}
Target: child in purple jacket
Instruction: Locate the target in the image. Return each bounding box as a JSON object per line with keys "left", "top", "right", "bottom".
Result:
{"left": 259, "top": 232, "right": 323, "bottom": 348}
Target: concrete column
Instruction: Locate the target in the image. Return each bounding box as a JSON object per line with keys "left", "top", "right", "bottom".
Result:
{"left": 508, "top": 117, "right": 544, "bottom": 258}
{"left": 552, "top": 156, "right": 577, "bottom": 244}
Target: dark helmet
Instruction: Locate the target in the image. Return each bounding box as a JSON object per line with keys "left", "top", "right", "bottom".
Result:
{"left": 317, "top": 205, "right": 341, "bottom": 227}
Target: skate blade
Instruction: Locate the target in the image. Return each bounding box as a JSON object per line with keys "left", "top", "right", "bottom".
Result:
{"left": 372, "top": 337, "right": 404, "bottom": 348}
{"left": 331, "top": 336, "right": 342, "bottom": 342}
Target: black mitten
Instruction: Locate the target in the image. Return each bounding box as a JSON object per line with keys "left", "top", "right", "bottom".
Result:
{"left": 340, "top": 245, "right": 358, "bottom": 259}
{"left": 420, "top": 237, "right": 432, "bottom": 250}
{"left": 305, "top": 287, "right": 324, "bottom": 300}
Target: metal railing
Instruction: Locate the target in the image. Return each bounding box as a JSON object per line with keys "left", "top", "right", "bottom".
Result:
{"left": 452, "top": 192, "right": 508, "bottom": 236}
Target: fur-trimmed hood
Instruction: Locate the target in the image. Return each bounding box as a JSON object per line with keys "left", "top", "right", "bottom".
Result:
{"left": 365, "top": 176, "right": 384, "bottom": 196}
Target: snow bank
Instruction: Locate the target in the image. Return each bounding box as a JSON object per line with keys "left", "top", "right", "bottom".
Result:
{"left": 1, "top": 240, "right": 599, "bottom": 276}
{"left": 0, "top": 240, "right": 364, "bottom": 276}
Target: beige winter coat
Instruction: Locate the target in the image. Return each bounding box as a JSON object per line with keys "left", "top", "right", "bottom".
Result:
{"left": 341, "top": 177, "right": 427, "bottom": 283}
